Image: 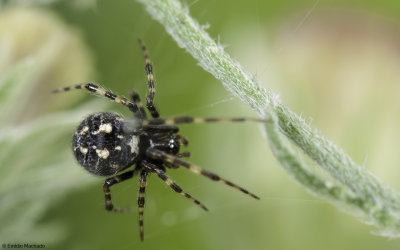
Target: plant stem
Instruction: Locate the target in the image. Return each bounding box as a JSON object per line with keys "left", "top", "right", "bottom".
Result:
{"left": 138, "top": 0, "right": 400, "bottom": 237}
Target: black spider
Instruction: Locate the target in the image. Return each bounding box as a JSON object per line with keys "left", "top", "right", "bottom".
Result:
{"left": 53, "top": 39, "right": 266, "bottom": 241}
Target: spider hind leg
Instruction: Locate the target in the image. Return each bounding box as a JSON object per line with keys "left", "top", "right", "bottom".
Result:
{"left": 103, "top": 170, "right": 138, "bottom": 212}
{"left": 141, "top": 160, "right": 208, "bottom": 211}
{"left": 52, "top": 83, "right": 139, "bottom": 114}
{"left": 138, "top": 170, "right": 148, "bottom": 242}
{"left": 130, "top": 90, "right": 147, "bottom": 119}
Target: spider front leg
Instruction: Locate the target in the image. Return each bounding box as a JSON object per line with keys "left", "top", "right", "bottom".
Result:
{"left": 142, "top": 116, "right": 269, "bottom": 126}
{"left": 146, "top": 148, "right": 260, "bottom": 199}
{"left": 103, "top": 170, "right": 138, "bottom": 212}
{"left": 138, "top": 38, "right": 160, "bottom": 118}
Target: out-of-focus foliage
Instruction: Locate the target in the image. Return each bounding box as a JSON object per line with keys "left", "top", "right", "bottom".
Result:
{"left": 0, "top": 7, "right": 100, "bottom": 243}
{"left": 1, "top": 0, "right": 400, "bottom": 250}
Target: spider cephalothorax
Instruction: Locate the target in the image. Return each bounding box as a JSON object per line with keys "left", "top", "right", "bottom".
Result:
{"left": 53, "top": 39, "right": 267, "bottom": 242}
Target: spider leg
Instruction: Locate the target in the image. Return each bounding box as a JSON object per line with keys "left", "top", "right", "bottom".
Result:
{"left": 164, "top": 151, "right": 191, "bottom": 168}
{"left": 177, "top": 151, "right": 191, "bottom": 158}
{"left": 138, "top": 38, "right": 160, "bottom": 118}
{"left": 146, "top": 148, "right": 260, "bottom": 200}
{"left": 176, "top": 134, "right": 189, "bottom": 147}
{"left": 130, "top": 90, "right": 147, "bottom": 119}
{"left": 141, "top": 160, "right": 208, "bottom": 211}
{"left": 142, "top": 116, "right": 269, "bottom": 126}
{"left": 138, "top": 170, "right": 148, "bottom": 242}
{"left": 52, "top": 83, "right": 139, "bottom": 114}
{"left": 103, "top": 170, "right": 139, "bottom": 212}
{"left": 142, "top": 125, "right": 179, "bottom": 134}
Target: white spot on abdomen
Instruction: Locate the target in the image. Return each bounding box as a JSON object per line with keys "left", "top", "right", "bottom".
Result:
{"left": 80, "top": 126, "right": 89, "bottom": 135}
{"left": 92, "top": 123, "right": 113, "bottom": 135}
{"left": 127, "top": 135, "right": 139, "bottom": 154}
{"left": 96, "top": 148, "right": 110, "bottom": 159}
{"left": 80, "top": 147, "right": 88, "bottom": 154}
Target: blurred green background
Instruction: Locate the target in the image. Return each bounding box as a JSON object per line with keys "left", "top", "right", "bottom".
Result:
{"left": 1, "top": 0, "right": 400, "bottom": 249}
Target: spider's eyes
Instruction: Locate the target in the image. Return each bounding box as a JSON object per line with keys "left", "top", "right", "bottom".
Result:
{"left": 168, "top": 138, "right": 180, "bottom": 154}
{"left": 168, "top": 139, "right": 175, "bottom": 148}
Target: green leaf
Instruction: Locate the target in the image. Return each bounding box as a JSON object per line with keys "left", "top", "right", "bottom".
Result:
{"left": 138, "top": 0, "right": 400, "bottom": 237}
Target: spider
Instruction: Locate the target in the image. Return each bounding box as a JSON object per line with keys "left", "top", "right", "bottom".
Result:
{"left": 53, "top": 39, "right": 267, "bottom": 241}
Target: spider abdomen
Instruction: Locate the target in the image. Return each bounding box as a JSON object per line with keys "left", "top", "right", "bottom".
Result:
{"left": 72, "top": 112, "right": 139, "bottom": 176}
